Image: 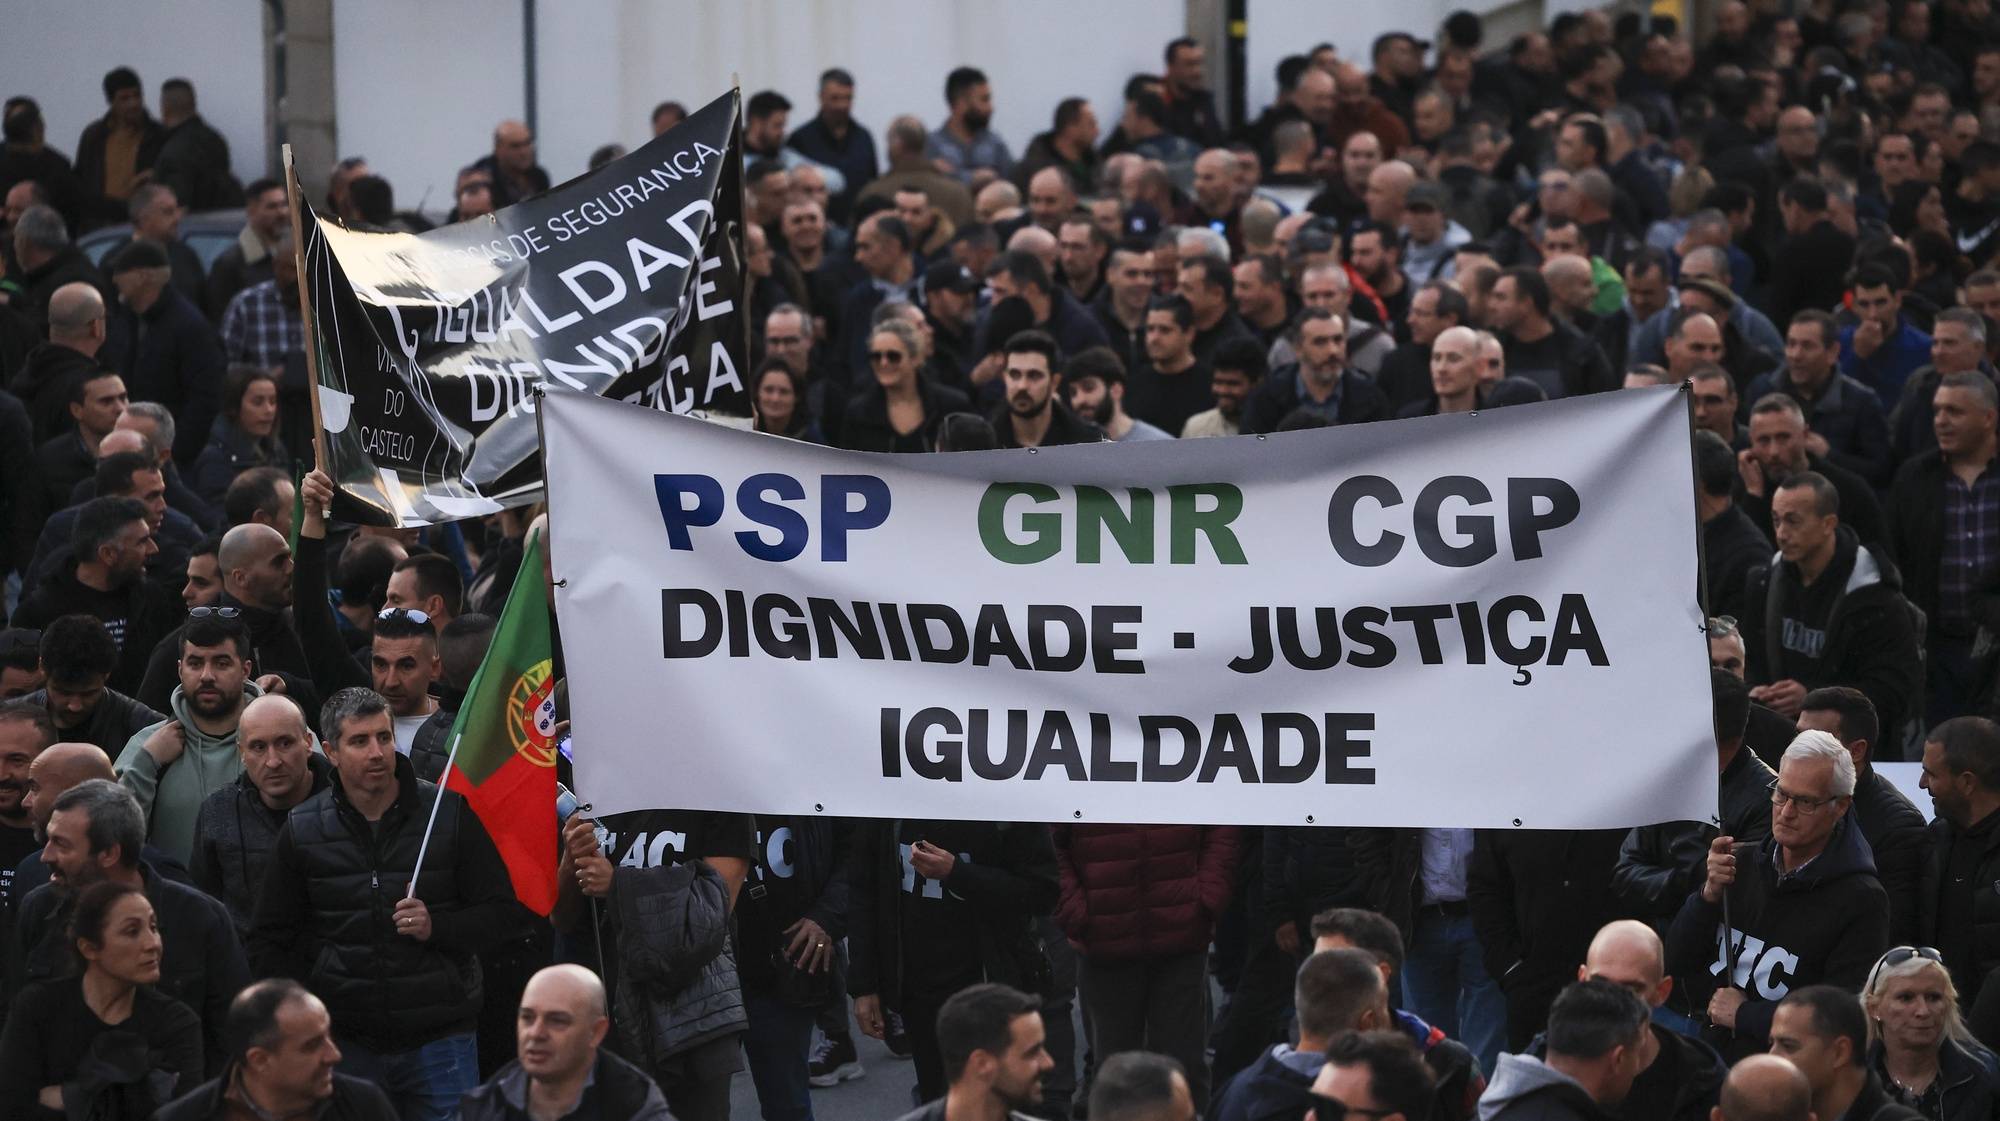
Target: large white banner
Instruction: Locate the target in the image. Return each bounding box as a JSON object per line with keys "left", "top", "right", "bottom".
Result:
{"left": 545, "top": 386, "right": 1717, "bottom": 829}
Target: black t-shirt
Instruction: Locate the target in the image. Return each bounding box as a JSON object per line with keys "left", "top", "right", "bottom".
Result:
{"left": 1124, "top": 357, "right": 1215, "bottom": 438}
{"left": 737, "top": 819, "right": 815, "bottom": 985}
{"left": 1948, "top": 189, "right": 2000, "bottom": 268}
{"left": 0, "top": 823, "right": 39, "bottom": 913}
{"left": 1503, "top": 332, "right": 1571, "bottom": 400}
{"left": 897, "top": 819, "right": 988, "bottom": 991}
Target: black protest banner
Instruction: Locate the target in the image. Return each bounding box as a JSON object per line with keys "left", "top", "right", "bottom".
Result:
{"left": 300, "top": 89, "right": 749, "bottom": 526}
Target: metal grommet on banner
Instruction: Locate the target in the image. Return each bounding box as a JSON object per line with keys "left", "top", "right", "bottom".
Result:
{"left": 1305, "top": 814, "right": 1315, "bottom": 823}
{"left": 1512, "top": 818, "right": 1523, "bottom": 827}
{"left": 552, "top": 579, "right": 568, "bottom": 588}
{"left": 1027, "top": 448, "right": 1038, "bottom": 454}
{"left": 1072, "top": 809, "right": 1082, "bottom": 819}
{"left": 814, "top": 803, "right": 824, "bottom": 813}
{"left": 1256, "top": 435, "right": 1267, "bottom": 440}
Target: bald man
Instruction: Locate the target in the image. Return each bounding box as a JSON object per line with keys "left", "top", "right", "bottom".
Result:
{"left": 189, "top": 693, "right": 328, "bottom": 934}
{"left": 1574, "top": 921, "right": 1726, "bottom": 1121}
{"left": 479, "top": 119, "right": 550, "bottom": 209}
{"left": 11, "top": 740, "right": 195, "bottom": 900}
{"left": 1403, "top": 325, "right": 1483, "bottom": 417}
{"left": 1365, "top": 161, "right": 1416, "bottom": 226}
{"left": 14, "top": 281, "right": 108, "bottom": 445}
{"left": 458, "top": 964, "right": 672, "bottom": 1121}
{"left": 135, "top": 521, "right": 309, "bottom": 715}
{"left": 1715, "top": 1055, "right": 1813, "bottom": 1121}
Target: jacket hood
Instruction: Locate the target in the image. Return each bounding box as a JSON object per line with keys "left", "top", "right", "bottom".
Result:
{"left": 1768, "top": 806, "right": 1878, "bottom": 888}
{"left": 1220, "top": 1046, "right": 1319, "bottom": 1121}
{"left": 1478, "top": 1054, "right": 1595, "bottom": 1121}
{"left": 167, "top": 681, "right": 265, "bottom": 750}
{"left": 1770, "top": 525, "right": 1903, "bottom": 597}
{"left": 9, "top": 339, "right": 95, "bottom": 396}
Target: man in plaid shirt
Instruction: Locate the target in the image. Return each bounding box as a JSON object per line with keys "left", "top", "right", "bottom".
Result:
{"left": 220, "top": 229, "right": 303, "bottom": 369}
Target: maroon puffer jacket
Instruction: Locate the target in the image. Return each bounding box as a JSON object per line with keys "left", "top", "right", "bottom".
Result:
{"left": 1053, "top": 825, "right": 1242, "bottom": 960}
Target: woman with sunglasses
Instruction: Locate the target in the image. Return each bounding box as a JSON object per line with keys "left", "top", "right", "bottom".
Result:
{"left": 838, "top": 318, "right": 971, "bottom": 452}
{"left": 1865, "top": 946, "right": 2000, "bottom": 1121}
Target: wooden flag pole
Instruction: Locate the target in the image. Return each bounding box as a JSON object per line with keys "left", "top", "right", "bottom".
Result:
{"left": 281, "top": 144, "right": 331, "bottom": 477}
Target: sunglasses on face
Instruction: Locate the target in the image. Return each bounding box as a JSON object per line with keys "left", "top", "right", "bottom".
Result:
{"left": 378, "top": 608, "right": 430, "bottom": 625}
{"left": 189, "top": 607, "right": 241, "bottom": 620}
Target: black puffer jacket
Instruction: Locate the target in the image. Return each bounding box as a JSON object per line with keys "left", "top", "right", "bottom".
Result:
{"left": 247, "top": 753, "right": 520, "bottom": 1052}
{"left": 611, "top": 858, "right": 745, "bottom": 1065}
{"left": 1261, "top": 826, "right": 1377, "bottom": 933}
{"left": 188, "top": 753, "right": 332, "bottom": 935}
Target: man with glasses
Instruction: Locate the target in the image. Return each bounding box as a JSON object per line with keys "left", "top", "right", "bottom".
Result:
{"left": 1306, "top": 1031, "right": 1436, "bottom": 1121}
{"left": 1665, "top": 732, "right": 1891, "bottom": 1059}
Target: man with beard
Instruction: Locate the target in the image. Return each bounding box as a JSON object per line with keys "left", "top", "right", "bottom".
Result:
{"left": 888, "top": 985, "right": 1053, "bottom": 1121}
{"left": 189, "top": 693, "right": 330, "bottom": 936}
{"left": 15, "top": 778, "right": 246, "bottom": 1068}
{"left": 219, "top": 229, "right": 304, "bottom": 369}
{"left": 1182, "top": 337, "right": 1265, "bottom": 438}
{"left": 135, "top": 523, "right": 306, "bottom": 714}
{"left": 1242, "top": 309, "right": 1390, "bottom": 432}
{"left": 1064, "top": 346, "right": 1171, "bottom": 442}
{"left": 370, "top": 609, "right": 441, "bottom": 756}
{"left": 929, "top": 67, "right": 1013, "bottom": 187}
{"left": 1124, "top": 295, "right": 1214, "bottom": 438}
{"left": 1346, "top": 222, "right": 1411, "bottom": 332}
{"left": 989, "top": 330, "right": 1102, "bottom": 449}
{"left": 10, "top": 497, "right": 177, "bottom": 696}
{"left": 1736, "top": 395, "right": 1888, "bottom": 553}
{"left": 0, "top": 700, "right": 53, "bottom": 912}
{"left": 25, "top": 613, "right": 161, "bottom": 756}
{"left": 115, "top": 612, "right": 261, "bottom": 865}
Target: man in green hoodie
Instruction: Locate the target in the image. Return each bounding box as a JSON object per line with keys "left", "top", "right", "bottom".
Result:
{"left": 114, "top": 610, "right": 259, "bottom": 864}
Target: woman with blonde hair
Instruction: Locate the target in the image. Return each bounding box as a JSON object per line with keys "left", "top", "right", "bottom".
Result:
{"left": 1864, "top": 946, "right": 2000, "bottom": 1121}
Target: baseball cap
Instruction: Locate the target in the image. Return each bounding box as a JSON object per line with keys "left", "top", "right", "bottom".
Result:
{"left": 924, "top": 262, "right": 980, "bottom": 295}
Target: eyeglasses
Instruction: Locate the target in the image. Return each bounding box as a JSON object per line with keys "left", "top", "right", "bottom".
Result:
{"left": 378, "top": 608, "right": 430, "bottom": 625}
{"left": 869, "top": 350, "right": 908, "bottom": 365}
{"left": 1707, "top": 615, "right": 1740, "bottom": 638}
{"left": 1866, "top": 946, "right": 1945, "bottom": 992}
{"left": 189, "top": 606, "right": 241, "bottom": 620}
{"left": 1769, "top": 780, "right": 1844, "bottom": 814}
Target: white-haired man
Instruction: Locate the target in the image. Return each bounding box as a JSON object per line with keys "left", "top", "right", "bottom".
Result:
{"left": 1662, "top": 731, "right": 1890, "bottom": 1061}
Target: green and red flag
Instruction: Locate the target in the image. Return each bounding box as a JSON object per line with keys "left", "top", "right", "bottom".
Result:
{"left": 443, "top": 529, "right": 559, "bottom": 913}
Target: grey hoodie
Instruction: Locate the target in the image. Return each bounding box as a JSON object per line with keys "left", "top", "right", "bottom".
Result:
{"left": 115, "top": 682, "right": 262, "bottom": 866}
{"left": 1478, "top": 1054, "right": 1611, "bottom": 1121}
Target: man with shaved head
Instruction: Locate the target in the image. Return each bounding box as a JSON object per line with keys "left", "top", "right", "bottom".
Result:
{"left": 11, "top": 280, "right": 107, "bottom": 445}
{"left": 1401, "top": 325, "right": 1483, "bottom": 417}
{"left": 1573, "top": 920, "right": 1726, "bottom": 1121}
{"left": 474, "top": 119, "right": 549, "bottom": 210}
{"left": 135, "top": 521, "right": 309, "bottom": 714}
{"left": 460, "top": 964, "right": 672, "bottom": 1120}
{"left": 190, "top": 692, "right": 329, "bottom": 934}
{"left": 1717, "top": 1055, "right": 1813, "bottom": 1121}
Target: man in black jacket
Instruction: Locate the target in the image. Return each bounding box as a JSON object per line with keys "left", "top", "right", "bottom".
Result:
{"left": 850, "top": 818, "right": 1058, "bottom": 1104}
{"left": 1240, "top": 310, "right": 1390, "bottom": 433}
{"left": 249, "top": 687, "right": 520, "bottom": 1121}
{"left": 1796, "top": 689, "right": 1929, "bottom": 943}
{"left": 1665, "top": 737, "right": 1891, "bottom": 1059}
{"left": 456, "top": 965, "right": 672, "bottom": 1121}
{"left": 1917, "top": 716, "right": 2000, "bottom": 1038}
{"left": 23, "top": 612, "right": 160, "bottom": 757}
{"left": 189, "top": 693, "right": 328, "bottom": 935}
{"left": 1571, "top": 921, "right": 1726, "bottom": 1121}
{"left": 1487, "top": 266, "right": 1614, "bottom": 399}
{"left": 1615, "top": 670, "right": 1775, "bottom": 967}
{"left": 1889, "top": 371, "right": 2000, "bottom": 727}
{"left": 1768, "top": 986, "right": 1923, "bottom": 1121}
{"left": 1738, "top": 472, "right": 1921, "bottom": 742}
{"left": 10, "top": 496, "right": 178, "bottom": 696}
{"left": 1736, "top": 395, "right": 1889, "bottom": 552}
{"left": 136, "top": 522, "right": 311, "bottom": 714}
{"left": 152, "top": 979, "right": 398, "bottom": 1121}
{"left": 1743, "top": 310, "right": 1895, "bottom": 488}
{"left": 1767, "top": 178, "right": 1856, "bottom": 328}
{"left": 989, "top": 330, "right": 1104, "bottom": 449}
{"left": 15, "top": 778, "right": 247, "bottom": 1072}
{"left": 1697, "top": 431, "right": 1771, "bottom": 621}
{"left": 101, "top": 239, "right": 223, "bottom": 466}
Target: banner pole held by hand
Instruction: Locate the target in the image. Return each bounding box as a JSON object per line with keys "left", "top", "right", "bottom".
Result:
{"left": 407, "top": 731, "right": 465, "bottom": 900}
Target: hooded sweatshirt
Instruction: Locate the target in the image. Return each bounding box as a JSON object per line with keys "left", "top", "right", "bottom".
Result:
{"left": 1478, "top": 1053, "right": 1613, "bottom": 1121}
{"left": 114, "top": 681, "right": 262, "bottom": 866}
{"left": 1663, "top": 813, "right": 1890, "bottom": 1060}
{"left": 1209, "top": 1043, "right": 1321, "bottom": 1121}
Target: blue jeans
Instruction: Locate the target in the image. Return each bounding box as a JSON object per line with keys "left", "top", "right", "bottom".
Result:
{"left": 337, "top": 1032, "right": 479, "bottom": 1121}
{"left": 743, "top": 989, "right": 818, "bottom": 1121}
{"left": 1401, "top": 912, "right": 1506, "bottom": 1075}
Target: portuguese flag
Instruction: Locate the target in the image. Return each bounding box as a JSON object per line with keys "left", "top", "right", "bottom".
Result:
{"left": 443, "top": 530, "right": 559, "bottom": 914}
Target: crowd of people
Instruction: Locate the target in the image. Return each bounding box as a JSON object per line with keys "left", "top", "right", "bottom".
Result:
{"left": 11, "top": 1, "right": 2000, "bottom": 1119}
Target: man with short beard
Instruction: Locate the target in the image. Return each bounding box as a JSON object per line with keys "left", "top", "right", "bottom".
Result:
{"left": 989, "top": 330, "right": 1102, "bottom": 449}
{"left": 1182, "top": 337, "right": 1266, "bottom": 438}
{"left": 189, "top": 692, "right": 330, "bottom": 935}
{"left": 1736, "top": 394, "right": 1889, "bottom": 552}
{"left": 0, "top": 699, "right": 53, "bottom": 910}
{"left": 1242, "top": 308, "right": 1390, "bottom": 432}
{"left": 1064, "top": 346, "right": 1171, "bottom": 442}
{"left": 115, "top": 613, "right": 261, "bottom": 865}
